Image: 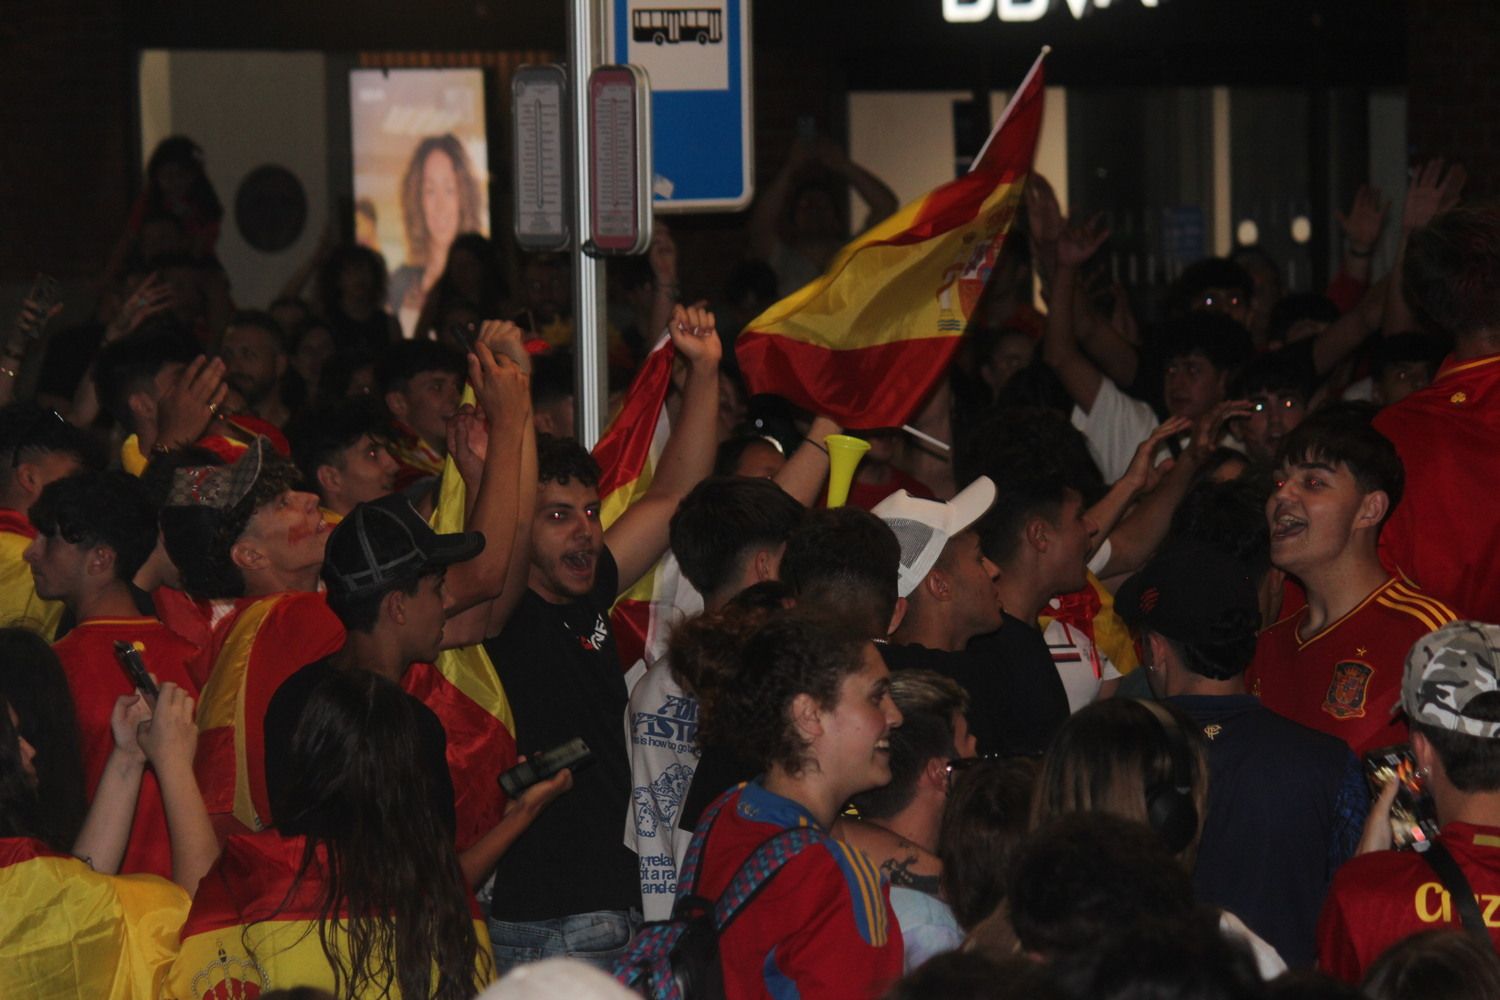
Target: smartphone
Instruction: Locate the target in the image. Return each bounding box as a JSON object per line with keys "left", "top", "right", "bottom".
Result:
{"left": 1364, "top": 744, "right": 1440, "bottom": 850}
{"left": 113, "top": 640, "right": 159, "bottom": 708}
{"left": 499, "top": 737, "right": 593, "bottom": 798}
{"left": 446, "top": 321, "right": 477, "bottom": 355}
{"left": 19, "top": 273, "right": 60, "bottom": 340}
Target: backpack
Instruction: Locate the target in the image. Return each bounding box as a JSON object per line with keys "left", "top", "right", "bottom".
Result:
{"left": 613, "top": 786, "right": 830, "bottom": 1000}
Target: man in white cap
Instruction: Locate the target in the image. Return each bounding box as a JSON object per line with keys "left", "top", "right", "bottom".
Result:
{"left": 1318, "top": 620, "right": 1500, "bottom": 981}
{"left": 873, "top": 476, "right": 1070, "bottom": 756}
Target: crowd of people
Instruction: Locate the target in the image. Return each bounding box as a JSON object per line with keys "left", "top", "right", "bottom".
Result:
{"left": 3, "top": 129, "right": 1500, "bottom": 1000}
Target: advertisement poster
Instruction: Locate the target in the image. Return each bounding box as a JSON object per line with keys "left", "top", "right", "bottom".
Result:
{"left": 350, "top": 68, "right": 490, "bottom": 334}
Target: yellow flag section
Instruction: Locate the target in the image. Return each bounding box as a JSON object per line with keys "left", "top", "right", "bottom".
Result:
{"left": 0, "top": 513, "right": 63, "bottom": 640}
{"left": 737, "top": 50, "right": 1047, "bottom": 429}
{"left": 166, "top": 831, "right": 491, "bottom": 998}
{"left": 592, "top": 338, "right": 678, "bottom": 668}
{"left": 404, "top": 385, "right": 519, "bottom": 851}
{"left": 0, "top": 838, "right": 188, "bottom": 1000}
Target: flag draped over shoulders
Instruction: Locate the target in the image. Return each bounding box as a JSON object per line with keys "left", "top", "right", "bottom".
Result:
{"left": 0, "top": 837, "right": 188, "bottom": 1000}
{"left": 736, "top": 52, "right": 1048, "bottom": 429}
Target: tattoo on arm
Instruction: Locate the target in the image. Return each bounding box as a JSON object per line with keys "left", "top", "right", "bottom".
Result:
{"left": 881, "top": 853, "right": 942, "bottom": 895}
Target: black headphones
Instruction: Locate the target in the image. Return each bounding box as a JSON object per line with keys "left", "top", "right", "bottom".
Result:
{"left": 1140, "top": 701, "right": 1199, "bottom": 856}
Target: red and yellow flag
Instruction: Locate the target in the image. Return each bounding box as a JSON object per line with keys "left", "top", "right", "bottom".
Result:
{"left": 0, "top": 838, "right": 188, "bottom": 1000}
{"left": 737, "top": 52, "right": 1047, "bottom": 429}
{"left": 195, "top": 592, "right": 346, "bottom": 833}
{"left": 592, "top": 338, "right": 681, "bottom": 669}
{"left": 166, "top": 831, "right": 491, "bottom": 998}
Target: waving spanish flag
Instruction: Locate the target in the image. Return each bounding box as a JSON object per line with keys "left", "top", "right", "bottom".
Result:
{"left": 166, "top": 831, "right": 491, "bottom": 998}
{"left": 0, "top": 838, "right": 188, "bottom": 1000}
{"left": 406, "top": 387, "right": 520, "bottom": 851}
{"left": 737, "top": 51, "right": 1047, "bottom": 428}
{"left": 591, "top": 338, "right": 701, "bottom": 670}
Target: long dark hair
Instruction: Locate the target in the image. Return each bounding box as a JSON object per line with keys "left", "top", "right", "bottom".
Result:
{"left": 145, "top": 135, "right": 224, "bottom": 222}
{"left": 399, "top": 135, "right": 483, "bottom": 267}
{"left": 273, "top": 669, "right": 485, "bottom": 1000}
{"left": 0, "top": 692, "right": 43, "bottom": 840}
{"left": 0, "top": 630, "right": 86, "bottom": 847}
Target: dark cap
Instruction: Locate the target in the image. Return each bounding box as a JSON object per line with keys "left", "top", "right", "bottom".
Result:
{"left": 321, "top": 494, "right": 484, "bottom": 598}
{"left": 1114, "top": 540, "right": 1259, "bottom": 648}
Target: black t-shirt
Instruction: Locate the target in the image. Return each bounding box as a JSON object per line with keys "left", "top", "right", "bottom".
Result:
{"left": 882, "top": 614, "right": 1070, "bottom": 756}
{"left": 677, "top": 744, "right": 754, "bottom": 835}
{"left": 483, "top": 547, "right": 639, "bottom": 921}
{"left": 262, "top": 656, "right": 456, "bottom": 836}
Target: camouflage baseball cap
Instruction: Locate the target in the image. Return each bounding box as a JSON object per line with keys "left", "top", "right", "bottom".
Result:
{"left": 1401, "top": 620, "right": 1500, "bottom": 738}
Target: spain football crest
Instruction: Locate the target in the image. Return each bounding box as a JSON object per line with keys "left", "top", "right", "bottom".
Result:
{"left": 1323, "top": 661, "right": 1374, "bottom": 719}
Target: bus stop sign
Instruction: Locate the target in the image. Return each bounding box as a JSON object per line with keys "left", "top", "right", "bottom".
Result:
{"left": 608, "top": 0, "right": 753, "bottom": 213}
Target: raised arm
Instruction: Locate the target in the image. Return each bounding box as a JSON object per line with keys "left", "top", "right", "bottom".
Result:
{"left": 605, "top": 304, "right": 723, "bottom": 593}
{"left": 137, "top": 683, "right": 218, "bottom": 895}
{"left": 443, "top": 334, "right": 530, "bottom": 615}
{"left": 1335, "top": 184, "right": 1388, "bottom": 286}
{"left": 1042, "top": 217, "right": 1111, "bottom": 413}
{"left": 1085, "top": 417, "right": 1191, "bottom": 548}
{"left": 1385, "top": 159, "right": 1467, "bottom": 335}
{"left": 813, "top": 140, "right": 898, "bottom": 232}
{"left": 71, "top": 694, "right": 151, "bottom": 874}
{"left": 774, "top": 414, "right": 841, "bottom": 507}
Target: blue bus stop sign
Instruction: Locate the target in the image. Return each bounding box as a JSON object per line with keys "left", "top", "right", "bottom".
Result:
{"left": 608, "top": 0, "right": 753, "bottom": 212}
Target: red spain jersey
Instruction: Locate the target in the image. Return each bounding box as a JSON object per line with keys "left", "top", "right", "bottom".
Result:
{"left": 1246, "top": 578, "right": 1458, "bottom": 756}
{"left": 1318, "top": 822, "right": 1500, "bottom": 982}
{"left": 52, "top": 617, "right": 203, "bottom": 879}
{"left": 697, "top": 782, "right": 904, "bottom": 1000}
{"left": 1374, "top": 352, "right": 1500, "bottom": 623}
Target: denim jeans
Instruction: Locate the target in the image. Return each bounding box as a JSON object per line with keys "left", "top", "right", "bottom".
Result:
{"left": 487, "top": 908, "right": 644, "bottom": 977}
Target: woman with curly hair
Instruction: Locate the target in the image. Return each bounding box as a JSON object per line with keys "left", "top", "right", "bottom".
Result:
{"left": 167, "top": 668, "right": 491, "bottom": 999}
{"left": 389, "top": 134, "right": 485, "bottom": 336}
{"left": 684, "top": 611, "right": 906, "bottom": 999}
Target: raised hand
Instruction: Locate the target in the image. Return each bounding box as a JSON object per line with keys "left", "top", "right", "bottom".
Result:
{"left": 1056, "top": 213, "right": 1110, "bottom": 269}
{"left": 446, "top": 402, "right": 489, "bottom": 486}
{"left": 666, "top": 303, "right": 722, "bottom": 372}
{"left": 1124, "top": 416, "right": 1192, "bottom": 491}
{"left": 1193, "top": 399, "right": 1255, "bottom": 457}
{"left": 467, "top": 341, "right": 531, "bottom": 431}
{"left": 107, "top": 272, "right": 175, "bottom": 342}
{"left": 1402, "top": 158, "right": 1467, "bottom": 233}
{"left": 155, "top": 354, "right": 229, "bottom": 450}
{"left": 476, "top": 319, "right": 531, "bottom": 373}
{"left": 1025, "top": 174, "right": 1064, "bottom": 250}
{"left": 137, "top": 683, "right": 198, "bottom": 768}
{"left": 1337, "top": 184, "right": 1388, "bottom": 254}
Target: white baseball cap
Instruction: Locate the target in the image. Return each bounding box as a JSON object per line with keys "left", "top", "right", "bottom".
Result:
{"left": 873, "top": 476, "right": 997, "bottom": 598}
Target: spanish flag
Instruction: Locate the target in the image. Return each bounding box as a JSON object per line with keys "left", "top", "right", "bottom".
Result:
{"left": 195, "top": 592, "right": 346, "bottom": 833}
{"left": 0, "top": 508, "right": 63, "bottom": 639}
{"left": 406, "top": 387, "right": 519, "bottom": 852}
{"left": 592, "top": 337, "right": 687, "bottom": 669}
{"left": 737, "top": 51, "right": 1047, "bottom": 428}
{"left": 165, "top": 831, "right": 491, "bottom": 998}
{"left": 0, "top": 838, "right": 188, "bottom": 1000}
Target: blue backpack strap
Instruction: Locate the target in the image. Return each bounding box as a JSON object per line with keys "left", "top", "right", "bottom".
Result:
{"left": 712, "top": 826, "right": 828, "bottom": 931}
{"left": 675, "top": 783, "right": 746, "bottom": 898}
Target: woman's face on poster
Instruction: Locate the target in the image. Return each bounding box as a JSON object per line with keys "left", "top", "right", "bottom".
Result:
{"left": 421, "top": 149, "right": 461, "bottom": 252}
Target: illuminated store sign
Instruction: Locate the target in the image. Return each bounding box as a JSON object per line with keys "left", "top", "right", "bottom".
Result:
{"left": 943, "top": 0, "right": 1158, "bottom": 22}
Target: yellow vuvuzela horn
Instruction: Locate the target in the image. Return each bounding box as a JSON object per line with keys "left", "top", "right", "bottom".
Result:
{"left": 824, "top": 434, "right": 872, "bottom": 508}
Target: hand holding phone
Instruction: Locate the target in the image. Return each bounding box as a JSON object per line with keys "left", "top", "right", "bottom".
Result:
{"left": 499, "top": 737, "right": 593, "bottom": 798}
{"left": 1364, "top": 744, "right": 1440, "bottom": 851}
{"left": 113, "top": 640, "right": 159, "bottom": 709}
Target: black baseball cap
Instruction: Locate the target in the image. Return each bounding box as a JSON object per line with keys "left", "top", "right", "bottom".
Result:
{"left": 321, "top": 494, "right": 484, "bottom": 598}
{"left": 1114, "top": 540, "right": 1259, "bottom": 648}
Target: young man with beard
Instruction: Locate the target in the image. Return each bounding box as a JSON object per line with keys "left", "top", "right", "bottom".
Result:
{"left": 1247, "top": 407, "right": 1459, "bottom": 755}
{"left": 482, "top": 304, "right": 722, "bottom": 973}
{"left": 220, "top": 311, "right": 292, "bottom": 430}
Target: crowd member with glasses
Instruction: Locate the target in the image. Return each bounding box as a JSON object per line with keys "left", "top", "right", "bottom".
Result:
{"left": 0, "top": 402, "right": 102, "bottom": 638}
{"left": 837, "top": 670, "right": 977, "bottom": 971}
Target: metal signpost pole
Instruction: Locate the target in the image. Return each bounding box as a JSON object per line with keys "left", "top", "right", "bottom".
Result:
{"left": 569, "top": 0, "right": 608, "bottom": 449}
